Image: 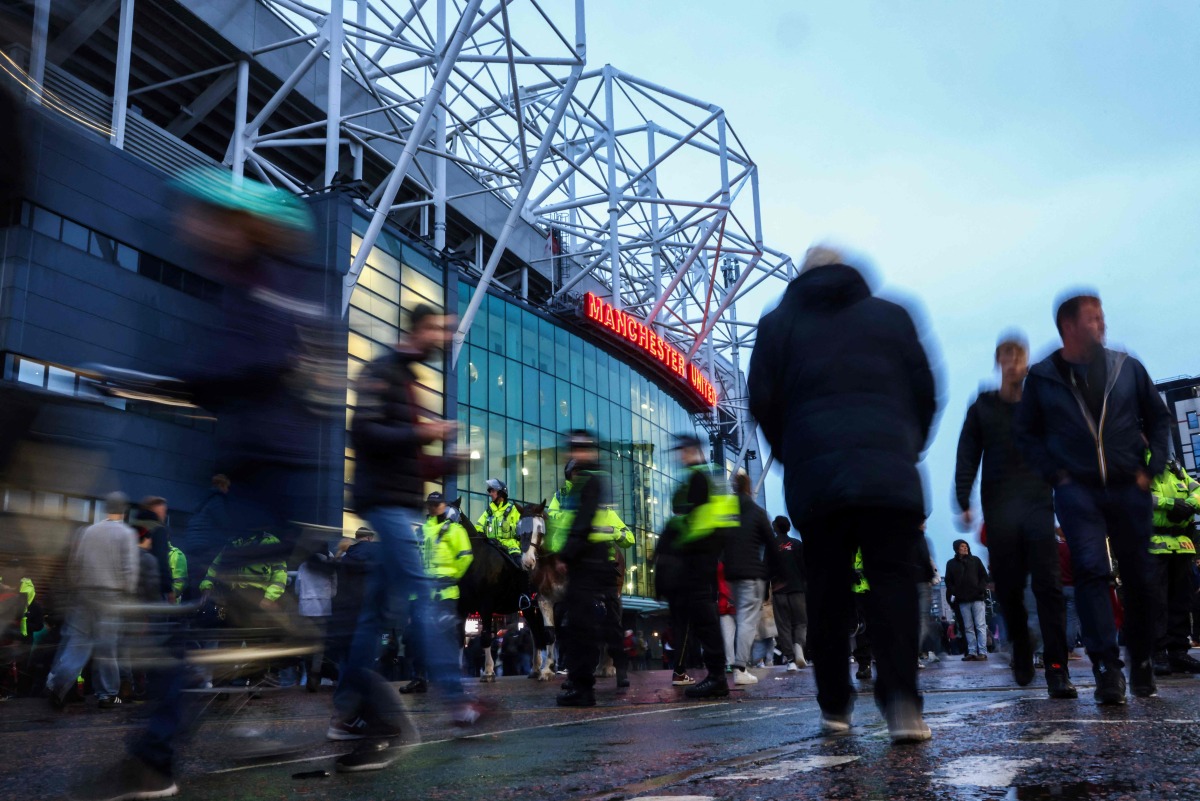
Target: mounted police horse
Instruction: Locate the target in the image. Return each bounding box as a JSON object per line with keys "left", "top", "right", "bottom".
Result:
{"left": 519, "top": 501, "right": 566, "bottom": 681}
{"left": 455, "top": 500, "right": 552, "bottom": 682}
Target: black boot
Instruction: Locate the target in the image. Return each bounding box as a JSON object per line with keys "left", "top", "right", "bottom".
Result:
{"left": 1129, "top": 658, "right": 1157, "bottom": 699}
{"left": 1168, "top": 652, "right": 1200, "bottom": 674}
{"left": 684, "top": 674, "right": 730, "bottom": 699}
{"left": 615, "top": 668, "right": 630, "bottom": 688}
{"left": 855, "top": 663, "right": 872, "bottom": 681}
{"left": 556, "top": 686, "right": 596, "bottom": 707}
{"left": 1012, "top": 656, "right": 1035, "bottom": 687}
{"left": 1093, "top": 659, "right": 1127, "bottom": 705}
{"left": 1045, "top": 666, "right": 1078, "bottom": 700}
{"left": 399, "top": 678, "right": 428, "bottom": 694}
{"left": 1152, "top": 651, "right": 1172, "bottom": 677}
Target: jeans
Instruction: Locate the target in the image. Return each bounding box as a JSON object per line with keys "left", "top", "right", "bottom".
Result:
{"left": 1063, "top": 585, "right": 1081, "bottom": 651}
{"left": 720, "top": 615, "right": 735, "bottom": 666}
{"left": 47, "top": 594, "right": 121, "bottom": 700}
{"left": 730, "top": 578, "right": 766, "bottom": 669}
{"left": 958, "top": 601, "right": 988, "bottom": 655}
{"left": 334, "top": 506, "right": 461, "bottom": 722}
{"left": 1053, "top": 481, "right": 1154, "bottom": 667}
{"left": 804, "top": 508, "right": 924, "bottom": 717}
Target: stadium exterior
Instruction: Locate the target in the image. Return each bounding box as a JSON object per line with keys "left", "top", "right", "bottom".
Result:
{"left": 0, "top": 0, "right": 793, "bottom": 611}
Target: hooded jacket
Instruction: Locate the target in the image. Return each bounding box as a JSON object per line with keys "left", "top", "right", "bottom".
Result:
{"left": 748, "top": 265, "right": 938, "bottom": 525}
{"left": 955, "top": 390, "right": 1052, "bottom": 514}
{"left": 722, "top": 495, "right": 777, "bottom": 581}
{"left": 1014, "top": 348, "right": 1169, "bottom": 488}
{"left": 944, "top": 539, "right": 989, "bottom": 605}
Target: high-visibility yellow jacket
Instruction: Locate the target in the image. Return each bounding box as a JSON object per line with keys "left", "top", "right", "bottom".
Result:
{"left": 477, "top": 500, "right": 521, "bottom": 554}
{"left": 198, "top": 533, "right": 288, "bottom": 602}
{"left": 422, "top": 515, "right": 474, "bottom": 600}
{"left": 1150, "top": 465, "right": 1199, "bottom": 555}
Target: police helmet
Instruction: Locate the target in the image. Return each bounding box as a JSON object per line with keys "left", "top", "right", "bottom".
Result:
{"left": 485, "top": 478, "right": 507, "bottom": 495}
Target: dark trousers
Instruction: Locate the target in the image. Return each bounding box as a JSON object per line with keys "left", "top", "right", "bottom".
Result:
{"left": 851, "top": 593, "right": 872, "bottom": 667}
{"left": 1149, "top": 551, "right": 1194, "bottom": 655}
{"left": 804, "top": 508, "right": 924, "bottom": 716}
{"left": 663, "top": 561, "right": 726, "bottom": 677}
{"left": 985, "top": 501, "right": 1069, "bottom": 673}
{"left": 562, "top": 586, "right": 621, "bottom": 691}
{"left": 774, "top": 591, "right": 808, "bottom": 659}
{"left": 1053, "top": 482, "right": 1153, "bottom": 668}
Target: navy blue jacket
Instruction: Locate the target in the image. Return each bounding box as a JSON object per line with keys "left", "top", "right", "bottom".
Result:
{"left": 1014, "top": 348, "right": 1169, "bottom": 487}
{"left": 748, "top": 265, "right": 938, "bottom": 526}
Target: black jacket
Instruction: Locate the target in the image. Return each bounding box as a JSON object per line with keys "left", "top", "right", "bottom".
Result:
{"left": 955, "top": 391, "right": 1052, "bottom": 514}
{"left": 1014, "top": 348, "right": 1170, "bottom": 488}
{"left": 945, "top": 541, "right": 989, "bottom": 604}
{"left": 722, "top": 496, "right": 776, "bottom": 581}
{"left": 329, "top": 540, "right": 377, "bottom": 646}
{"left": 748, "top": 265, "right": 938, "bottom": 525}
{"left": 772, "top": 533, "right": 806, "bottom": 594}
{"left": 559, "top": 469, "right": 621, "bottom": 593}
{"left": 351, "top": 348, "right": 455, "bottom": 511}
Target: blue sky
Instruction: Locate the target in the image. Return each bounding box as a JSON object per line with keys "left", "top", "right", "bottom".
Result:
{"left": 584, "top": 2, "right": 1200, "bottom": 564}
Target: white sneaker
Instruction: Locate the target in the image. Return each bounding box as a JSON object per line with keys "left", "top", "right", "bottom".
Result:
{"left": 786, "top": 662, "right": 798, "bottom": 672}
{"left": 820, "top": 712, "right": 852, "bottom": 734}
{"left": 733, "top": 668, "right": 758, "bottom": 686}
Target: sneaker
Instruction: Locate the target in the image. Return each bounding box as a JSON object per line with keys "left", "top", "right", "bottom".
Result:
{"left": 68, "top": 755, "right": 177, "bottom": 800}
{"left": 1033, "top": 653, "right": 1044, "bottom": 669}
{"left": 978, "top": 652, "right": 989, "bottom": 661}
{"left": 786, "top": 662, "right": 798, "bottom": 673}
{"left": 671, "top": 672, "right": 696, "bottom": 686}
{"left": 556, "top": 687, "right": 596, "bottom": 707}
{"left": 1168, "top": 652, "right": 1200, "bottom": 674}
{"left": 887, "top": 702, "right": 932, "bottom": 744}
{"left": 1153, "top": 651, "right": 1172, "bottom": 676}
{"left": 615, "top": 670, "right": 630, "bottom": 688}
{"left": 1130, "top": 659, "right": 1157, "bottom": 698}
{"left": 1012, "top": 657, "right": 1035, "bottom": 687}
{"left": 855, "top": 664, "right": 871, "bottom": 681}
{"left": 733, "top": 668, "right": 758, "bottom": 686}
{"left": 1093, "top": 660, "right": 1127, "bottom": 705}
{"left": 97, "top": 696, "right": 123, "bottom": 710}
{"left": 961, "top": 654, "right": 976, "bottom": 662}
{"left": 820, "top": 712, "right": 852, "bottom": 734}
{"left": 335, "top": 739, "right": 396, "bottom": 773}
{"left": 917, "top": 660, "right": 927, "bottom": 670}
{"left": 398, "top": 678, "right": 428, "bottom": 694}
{"left": 684, "top": 674, "right": 730, "bottom": 699}
{"left": 326, "top": 716, "right": 369, "bottom": 741}
{"left": 1046, "top": 665, "right": 1078, "bottom": 700}
{"left": 452, "top": 700, "right": 488, "bottom": 727}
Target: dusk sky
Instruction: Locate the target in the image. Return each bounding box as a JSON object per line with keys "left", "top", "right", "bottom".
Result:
{"left": 584, "top": 1, "right": 1200, "bottom": 564}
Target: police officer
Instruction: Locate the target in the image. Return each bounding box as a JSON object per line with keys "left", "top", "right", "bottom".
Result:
{"left": 1148, "top": 460, "right": 1200, "bottom": 675}
{"left": 403, "top": 492, "right": 475, "bottom": 694}
{"left": 555, "top": 430, "right": 624, "bottom": 707}
{"left": 547, "top": 460, "right": 578, "bottom": 526}
{"left": 478, "top": 478, "right": 522, "bottom": 557}
{"left": 198, "top": 530, "right": 288, "bottom": 621}
{"left": 660, "top": 433, "right": 739, "bottom": 700}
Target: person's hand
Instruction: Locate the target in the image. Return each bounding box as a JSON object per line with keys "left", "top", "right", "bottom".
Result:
{"left": 425, "top": 419, "right": 457, "bottom": 442}
{"left": 1135, "top": 471, "right": 1151, "bottom": 493}
{"left": 956, "top": 509, "right": 974, "bottom": 532}
{"left": 259, "top": 597, "right": 277, "bottom": 610}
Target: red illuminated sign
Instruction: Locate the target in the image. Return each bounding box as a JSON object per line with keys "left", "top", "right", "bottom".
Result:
{"left": 583, "top": 292, "right": 718, "bottom": 407}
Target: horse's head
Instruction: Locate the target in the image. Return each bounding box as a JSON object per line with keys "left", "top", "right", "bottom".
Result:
{"left": 448, "top": 496, "right": 481, "bottom": 539}
{"left": 517, "top": 500, "right": 548, "bottom": 570}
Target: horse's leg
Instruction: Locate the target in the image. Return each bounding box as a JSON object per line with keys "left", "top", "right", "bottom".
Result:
{"left": 537, "top": 594, "right": 556, "bottom": 680}
{"left": 480, "top": 610, "right": 496, "bottom": 682}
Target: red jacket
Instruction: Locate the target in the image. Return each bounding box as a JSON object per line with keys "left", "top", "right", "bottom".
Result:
{"left": 717, "top": 562, "right": 734, "bottom": 616}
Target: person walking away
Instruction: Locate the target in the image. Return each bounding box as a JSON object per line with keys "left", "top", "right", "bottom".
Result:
{"left": 478, "top": 478, "right": 522, "bottom": 561}
{"left": 659, "top": 433, "right": 738, "bottom": 700}
{"left": 748, "top": 245, "right": 938, "bottom": 743}
{"left": 955, "top": 332, "right": 1075, "bottom": 697}
{"left": 296, "top": 545, "right": 338, "bottom": 692}
{"left": 183, "top": 475, "right": 231, "bottom": 601}
{"left": 1014, "top": 291, "right": 1170, "bottom": 704}
{"left": 771, "top": 516, "right": 808, "bottom": 671}
{"left": 1147, "top": 461, "right": 1200, "bottom": 675}
{"left": 326, "top": 529, "right": 377, "bottom": 685}
{"left": 723, "top": 472, "right": 776, "bottom": 686}
{"left": 944, "top": 540, "right": 989, "bottom": 661}
{"left": 135, "top": 498, "right": 175, "bottom": 603}
{"left": 555, "top": 430, "right": 625, "bottom": 707}
{"left": 331, "top": 306, "right": 473, "bottom": 772}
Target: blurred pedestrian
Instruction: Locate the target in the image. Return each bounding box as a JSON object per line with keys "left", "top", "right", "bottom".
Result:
{"left": 771, "top": 516, "right": 808, "bottom": 671}
{"left": 296, "top": 544, "right": 338, "bottom": 692}
{"left": 955, "top": 332, "right": 1075, "bottom": 698}
{"left": 1014, "top": 290, "right": 1170, "bottom": 704}
{"left": 748, "top": 246, "right": 938, "bottom": 743}
{"left": 183, "top": 475, "right": 231, "bottom": 601}
{"left": 1147, "top": 461, "right": 1200, "bottom": 675}
{"left": 723, "top": 472, "right": 775, "bottom": 686}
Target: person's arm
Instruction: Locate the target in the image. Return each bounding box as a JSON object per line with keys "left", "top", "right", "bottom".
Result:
{"left": 944, "top": 560, "right": 957, "bottom": 602}
{"left": 121, "top": 531, "right": 139, "bottom": 597}
{"left": 1134, "top": 359, "right": 1172, "bottom": 479}
{"left": 350, "top": 361, "right": 430, "bottom": 457}
{"left": 747, "top": 315, "right": 784, "bottom": 455}
{"left": 198, "top": 548, "right": 224, "bottom": 592}
{"left": 169, "top": 549, "right": 188, "bottom": 599}
{"left": 263, "top": 560, "right": 288, "bottom": 603}
{"left": 954, "top": 400, "right": 984, "bottom": 515}
{"left": 447, "top": 524, "right": 475, "bottom": 582}
{"left": 560, "top": 474, "right": 605, "bottom": 563}
{"left": 1014, "top": 376, "right": 1063, "bottom": 485}
{"left": 901, "top": 312, "right": 938, "bottom": 449}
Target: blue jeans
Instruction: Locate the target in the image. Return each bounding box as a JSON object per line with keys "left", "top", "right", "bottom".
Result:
{"left": 47, "top": 594, "right": 121, "bottom": 700}
{"left": 958, "top": 600, "right": 988, "bottom": 655}
{"left": 730, "top": 578, "right": 766, "bottom": 669}
{"left": 334, "top": 506, "right": 461, "bottom": 722}
{"left": 1053, "top": 481, "right": 1153, "bottom": 667}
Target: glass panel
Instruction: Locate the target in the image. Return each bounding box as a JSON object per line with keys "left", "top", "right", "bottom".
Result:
{"left": 32, "top": 208, "right": 61, "bottom": 239}
{"left": 540, "top": 428, "right": 559, "bottom": 505}
{"left": 469, "top": 345, "right": 488, "bottom": 409}
{"left": 538, "top": 317, "right": 555, "bottom": 373}
{"left": 585, "top": 391, "right": 598, "bottom": 432}
{"left": 89, "top": 231, "right": 117, "bottom": 262}
{"left": 506, "top": 303, "right": 524, "bottom": 363}
{"left": 571, "top": 384, "right": 585, "bottom": 429}
{"left": 620, "top": 366, "right": 631, "bottom": 409}
{"left": 467, "top": 408, "right": 488, "bottom": 492}
{"left": 367, "top": 246, "right": 401, "bottom": 284}
{"left": 487, "top": 413, "right": 506, "bottom": 492}
{"left": 35, "top": 492, "right": 63, "bottom": 517}
{"left": 540, "top": 372, "right": 556, "bottom": 431}
{"left": 556, "top": 377, "right": 571, "bottom": 426}
{"left": 16, "top": 359, "right": 45, "bottom": 387}
{"left": 1189, "top": 411, "right": 1199, "bottom": 430}
{"left": 522, "top": 423, "right": 541, "bottom": 504}
{"left": 402, "top": 264, "right": 445, "bottom": 308}
{"left": 488, "top": 349, "right": 505, "bottom": 411}
{"left": 569, "top": 335, "right": 584, "bottom": 384}
{"left": 523, "top": 365, "right": 540, "bottom": 425}
{"left": 5, "top": 489, "right": 32, "bottom": 515}
{"left": 584, "top": 343, "right": 598, "bottom": 389}
{"left": 554, "top": 324, "right": 570, "bottom": 377}
{"left": 597, "top": 395, "right": 612, "bottom": 444}
{"left": 116, "top": 243, "right": 138, "bottom": 271}
{"left": 46, "top": 366, "right": 76, "bottom": 395}
{"left": 505, "top": 357, "right": 522, "bottom": 420}
{"left": 411, "top": 362, "right": 444, "bottom": 396}
{"left": 64, "top": 497, "right": 91, "bottom": 522}
{"left": 523, "top": 313, "right": 541, "bottom": 368}
{"left": 61, "top": 219, "right": 89, "bottom": 250}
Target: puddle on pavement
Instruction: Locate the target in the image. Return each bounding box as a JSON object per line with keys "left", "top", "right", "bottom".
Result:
{"left": 1006, "top": 780, "right": 1138, "bottom": 799}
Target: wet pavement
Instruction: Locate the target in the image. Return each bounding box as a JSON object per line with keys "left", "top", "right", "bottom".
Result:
{"left": 3, "top": 654, "right": 1200, "bottom": 800}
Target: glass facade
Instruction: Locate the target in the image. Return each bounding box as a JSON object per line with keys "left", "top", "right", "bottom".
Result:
{"left": 344, "top": 218, "right": 449, "bottom": 536}
{"left": 455, "top": 282, "right": 706, "bottom": 600}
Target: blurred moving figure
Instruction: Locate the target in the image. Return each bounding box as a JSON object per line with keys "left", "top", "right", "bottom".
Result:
{"left": 1014, "top": 291, "right": 1170, "bottom": 704}
{"left": 183, "top": 475, "right": 231, "bottom": 602}
{"left": 1147, "top": 461, "right": 1200, "bottom": 675}
{"left": 955, "top": 333, "right": 1075, "bottom": 698}
{"left": 748, "top": 246, "right": 938, "bottom": 744}
{"left": 770, "top": 515, "right": 808, "bottom": 671}
{"left": 45, "top": 492, "right": 137, "bottom": 711}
